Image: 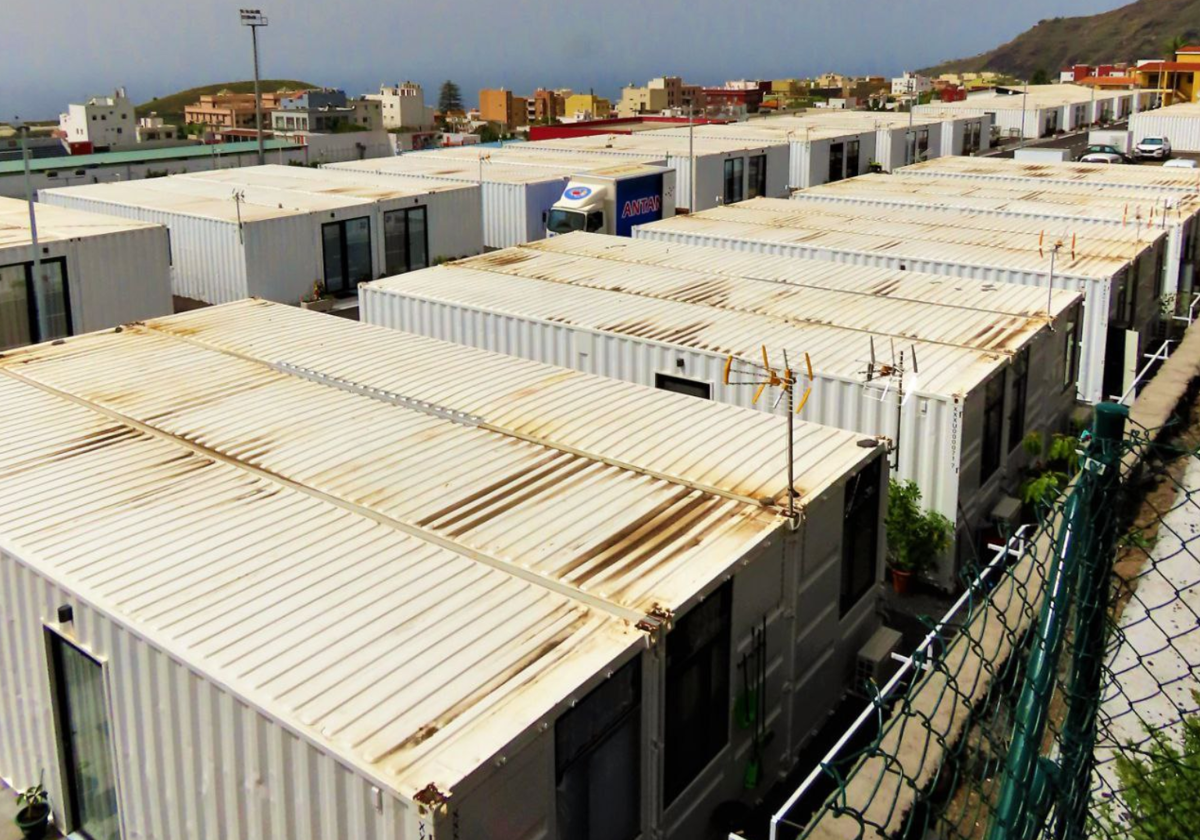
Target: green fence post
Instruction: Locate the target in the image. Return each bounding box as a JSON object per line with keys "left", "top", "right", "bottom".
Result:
{"left": 1055, "top": 403, "right": 1128, "bottom": 839}
{"left": 987, "top": 404, "right": 1128, "bottom": 840}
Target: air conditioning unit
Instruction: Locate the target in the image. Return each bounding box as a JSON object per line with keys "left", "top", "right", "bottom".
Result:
{"left": 854, "top": 625, "right": 903, "bottom": 694}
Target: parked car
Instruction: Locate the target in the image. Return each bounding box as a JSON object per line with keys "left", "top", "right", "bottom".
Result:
{"left": 1163, "top": 158, "right": 1199, "bottom": 169}
{"left": 1077, "top": 144, "right": 1131, "bottom": 163}
{"left": 1079, "top": 152, "right": 1122, "bottom": 164}
{"left": 1134, "top": 137, "right": 1172, "bottom": 160}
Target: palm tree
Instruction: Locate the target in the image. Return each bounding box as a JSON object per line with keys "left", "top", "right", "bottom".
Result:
{"left": 1166, "top": 34, "right": 1189, "bottom": 58}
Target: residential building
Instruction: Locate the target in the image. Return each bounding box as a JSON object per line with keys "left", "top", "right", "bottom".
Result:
{"left": 850, "top": 76, "right": 889, "bottom": 100}
{"left": 479, "top": 88, "right": 525, "bottom": 128}
{"left": 183, "top": 91, "right": 295, "bottom": 131}
{"left": 892, "top": 72, "right": 933, "bottom": 96}
{"left": 771, "top": 78, "right": 810, "bottom": 98}
{"left": 511, "top": 96, "right": 529, "bottom": 128}
{"left": 270, "top": 89, "right": 381, "bottom": 133}
{"left": 702, "top": 84, "right": 764, "bottom": 115}
{"left": 364, "top": 82, "right": 435, "bottom": 130}
{"left": 815, "top": 72, "right": 848, "bottom": 89}
{"left": 135, "top": 115, "right": 177, "bottom": 143}
{"left": 563, "top": 93, "right": 612, "bottom": 120}
{"left": 1136, "top": 46, "right": 1200, "bottom": 105}
{"left": 530, "top": 88, "right": 565, "bottom": 123}
{"left": 617, "top": 76, "right": 704, "bottom": 117}
{"left": 58, "top": 88, "right": 136, "bottom": 152}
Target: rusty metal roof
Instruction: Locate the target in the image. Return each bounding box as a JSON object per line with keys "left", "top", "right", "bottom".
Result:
{"left": 643, "top": 196, "right": 1164, "bottom": 281}
{"left": 0, "top": 299, "right": 878, "bottom": 802}
{"left": 367, "top": 261, "right": 1014, "bottom": 396}
{"left": 450, "top": 235, "right": 1077, "bottom": 355}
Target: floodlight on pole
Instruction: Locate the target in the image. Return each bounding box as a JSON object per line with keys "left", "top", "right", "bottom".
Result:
{"left": 240, "top": 9, "right": 269, "bottom": 166}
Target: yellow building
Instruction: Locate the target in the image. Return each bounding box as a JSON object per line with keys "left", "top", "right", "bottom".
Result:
{"left": 565, "top": 93, "right": 612, "bottom": 120}
{"left": 771, "top": 78, "right": 809, "bottom": 98}
{"left": 1136, "top": 46, "right": 1200, "bottom": 105}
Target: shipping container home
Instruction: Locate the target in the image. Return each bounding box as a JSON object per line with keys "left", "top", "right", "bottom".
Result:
{"left": 914, "top": 87, "right": 1153, "bottom": 141}
{"left": 518, "top": 133, "right": 791, "bottom": 211}
{"left": 636, "top": 196, "right": 1169, "bottom": 404}
{"left": 799, "top": 171, "right": 1200, "bottom": 304}
{"left": 639, "top": 121, "right": 879, "bottom": 188}
{"left": 901, "top": 154, "right": 1200, "bottom": 192}
{"left": 327, "top": 153, "right": 661, "bottom": 249}
{"left": 1130, "top": 101, "right": 1200, "bottom": 151}
{"left": 0, "top": 299, "right": 888, "bottom": 840}
{"left": 39, "top": 165, "right": 481, "bottom": 306}
{"left": 0, "top": 197, "right": 171, "bottom": 351}
{"left": 361, "top": 235, "right": 1081, "bottom": 583}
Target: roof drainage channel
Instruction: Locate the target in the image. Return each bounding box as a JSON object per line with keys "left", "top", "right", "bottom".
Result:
{"left": 145, "top": 321, "right": 785, "bottom": 512}
{"left": 0, "top": 364, "right": 657, "bottom": 627}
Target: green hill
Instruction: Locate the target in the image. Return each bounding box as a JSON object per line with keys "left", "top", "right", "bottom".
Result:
{"left": 136, "top": 80, "right": 317, "bottom": 126}
{"left": 920, "top": 0, "right": 1200, "bottom": 78}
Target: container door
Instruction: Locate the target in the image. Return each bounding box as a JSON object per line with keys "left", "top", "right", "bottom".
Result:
{"left": 828, "top": 143, "right": 845, "bottom": 182}
{"left": 50, "top": 634, "right": 120, "bottom": 840}
{"left": 1103, "top": 327, "right": 1140, "bottom": 401}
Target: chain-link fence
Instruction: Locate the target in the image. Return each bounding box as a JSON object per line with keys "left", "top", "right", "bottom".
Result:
{"left": 768, "top": 389, "right": 1200, "bottom": 840}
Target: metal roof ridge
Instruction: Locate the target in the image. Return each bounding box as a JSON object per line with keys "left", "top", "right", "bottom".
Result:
{"left": 0, "top": 360, "right": 660, "bottom": 627}
{"left": 139, "top": 318, "right": 788, "bottom": 513}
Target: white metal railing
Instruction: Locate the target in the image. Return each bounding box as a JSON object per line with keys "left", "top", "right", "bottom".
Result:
{"left": 1113, "top": 340, "right": 1173, "bottom": 405}
{"left": 767, "top": 525, "right": 1032, "bottom": 840}
{"left": 1173, "top": 293, "right": 1200, "bottom": 325}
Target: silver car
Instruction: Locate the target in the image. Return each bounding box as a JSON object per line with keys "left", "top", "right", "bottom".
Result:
{"left": 1135, "top": 136, "right": 1172, "bottom": 159}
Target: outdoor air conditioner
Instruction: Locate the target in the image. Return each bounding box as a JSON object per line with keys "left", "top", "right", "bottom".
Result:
{"left": 854, "top": 625, "right": 903, "bottom": 695}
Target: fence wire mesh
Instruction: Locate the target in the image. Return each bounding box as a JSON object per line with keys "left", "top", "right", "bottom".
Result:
{"left": 770, "top": 398, "right": 1200, "bottom": 840}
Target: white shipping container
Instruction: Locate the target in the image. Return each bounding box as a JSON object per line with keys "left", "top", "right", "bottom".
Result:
{"left": 0, "top": 299, "right": 886, "bottom": 840}
{"left": 0, "top": 197, "right": 172, "bottom": 350}
{"left": 798, "top": 171, "right": 1200, "bottom": 300}
{"left": 361, "top": 239, "right": 1081, "bottom": 584}
{"left": 1130, "top": 101, "right": 1200, "bottom": 152}
{"left": 327, "top": 153, "right": 660, "bottom": 249}
{"left": 901, "top": 153, "right": 1200, "bottom": 193}
{"left": 39, "top": 165, "right": 482, "bottom": 305}
{"left": 635, "top": 197, "right": 1170, "bottom": 404}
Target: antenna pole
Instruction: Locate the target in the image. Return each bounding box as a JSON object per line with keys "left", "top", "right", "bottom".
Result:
{"left": 1047, "top": 242, "right": 1058, "bottom": 321}
{"left": 787, "top": 374, "right": 795, "bottom": 520}
{"left": 894, "top": 351, "right": 904, "bottom": 472}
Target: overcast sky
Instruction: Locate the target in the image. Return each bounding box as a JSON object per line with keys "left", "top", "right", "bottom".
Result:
{"left": 4, "top": 0, "right": 1128, "bottom": 120}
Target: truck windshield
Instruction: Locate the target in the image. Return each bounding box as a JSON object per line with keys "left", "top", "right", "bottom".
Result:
{"left": 547, "top": 209, "right": 586, "bottom": 234}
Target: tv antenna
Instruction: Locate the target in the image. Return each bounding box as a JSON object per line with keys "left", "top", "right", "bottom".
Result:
{"left": 859, "top": 336, "right": 919, "bottom": 471}
{"left": 723, "top": 346, "right": 814, "bottom": 521}
{"left": 1038, "top": 231, "right": 1074, "bottom": 325}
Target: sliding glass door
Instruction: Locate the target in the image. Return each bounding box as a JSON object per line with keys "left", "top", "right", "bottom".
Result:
{"left": 0, "top": 258, "right": 71, "bottom": 351}
{"left": 321, "top": 216, "right": 373, "bottom": 295}
{"left": 384, "top": 206, "right": 429, "bottom": 276}
{"left": 50, "top": 634, "right": 120, "bottom": 840}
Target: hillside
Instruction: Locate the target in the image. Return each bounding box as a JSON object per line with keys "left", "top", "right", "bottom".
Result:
{"left": 920, "top": 0, "right": 1200, "bottom": 78}
{"left": 136, "top": 80, "right": 316, "bottom": 125}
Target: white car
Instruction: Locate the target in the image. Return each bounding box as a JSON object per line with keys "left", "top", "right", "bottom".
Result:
{"left": 1079, "top": 152, "right": 1121, "bottom": 164}
{"left": 1135, "top": 137, "right": 1172, "bottom": 159}
{"left": 1163, "top": 158, "right": 1198, "bottom": 169}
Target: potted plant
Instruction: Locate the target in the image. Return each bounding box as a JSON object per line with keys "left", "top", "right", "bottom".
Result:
{"left": 885, "top": 479, "right": 953, "bottom": 595}
{"left": 300, "top": 280, "right": 334, "bottom": 313}
{"left": 14, "top": 779, "right": 50, "bottom": 840}
{"left": 1017, "top": 431, "right": 1081, "bottom": 520}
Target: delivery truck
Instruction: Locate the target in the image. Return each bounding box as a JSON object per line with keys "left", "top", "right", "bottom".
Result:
{"left": 546, "top": 163, "right": 676, "bottom": 237}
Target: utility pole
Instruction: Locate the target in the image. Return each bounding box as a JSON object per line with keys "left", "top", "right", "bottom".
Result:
{"left": 16, "top": 120, "right": 42, "bottom": 317}
{"left": 1019, "top": 78, "right": 1029, "bottom": 148}
{"left": 908, "top": 76, "right": 916, "bottom": 164}
{"left": 240, "top": 9, "right": 269, "bottom": 166}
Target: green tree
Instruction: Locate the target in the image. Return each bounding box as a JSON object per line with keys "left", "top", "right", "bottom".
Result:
{"left": 477, "top": 123, "right": 501, "bottom": 144}
{"left": 1030, "top": 68, "right": 1051, "bottom": 85}
{"left": 1098, "top": 694, "right": 1200, "bottom": 840}
{"left": 885, "top": 480, "right": 953, "bottom": 573}
{"left": 438, "top": 80, "right": 463, "bottom": 113}
{"left": 1166, "top": 34, "right": 1189, "bottom": 58}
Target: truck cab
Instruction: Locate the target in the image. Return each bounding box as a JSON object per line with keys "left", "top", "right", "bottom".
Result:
{"left": 547, "top": 164, "right": 676, "bottom": 238}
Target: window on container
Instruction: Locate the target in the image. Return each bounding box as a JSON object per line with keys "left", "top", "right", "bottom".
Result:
{"left": 384, "top": 206, "right": 429, "bottom": 276}
{"left": 981, "top": 370, "right": 1006, "bottom": 483}
{"left": 556, "top": 657, "right": 641, "bottom": 840}
{"left": 0, "top": 258, "right": 71, "bottom": 351}
{"left": 1063, "top": 313, "right": 1080, "bottom": 392}
{"left": 846, "top": 140, "right": 860, "bottom": 177}
{"left": 655, "top": 372, "right": 712, "bottom": 400}
{"left": 841, "top": 455, "right": 882, "bottom": 617}
{"left": 321, "top": 216, "right": 372, "bottom": 295}
{"left": 747, "top": 154, "right": 767, "bottom": 199}
{"left": 664, "top": 581, "right": 732, "bottom": 805}
{"left": 1114, "top": 266, "right": 1136, "bottom": 327}
{"left": 48, "top": 633, "right": 121, "bottom": 840}
{"left": 1008, "top": 349, "right": 1030, "bottom": 453}
{"left": 916, "top": 129, "right": 930, "bottom": 161}
{"left": 828, "top": 142, "right": 845, "bottom": 182}
{"left": 723, "top": 157, "right": 744, "bottom": 204}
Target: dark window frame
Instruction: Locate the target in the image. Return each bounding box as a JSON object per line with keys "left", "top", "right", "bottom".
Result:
{"left": 981, "top": 370, "right": 1006, "bottom": 483}
{"left": 664, "top": 581, "right": 732, "bottom": 805}
{"left": 655, "top": 372, "right": 712, "bottom": 400}
{"left": 320, "top": 215, "right": 373, "bottom": 296}
{"left": 723, "top": 157, "right": 745, "bottom": 204}
{"left": 747, "top": 154, "right": 767, "bottom": 199}
{"left": 846, "top": 140, "right": 860, "bottom": 177}
{"left": 841, "top": 456, "right": 882, "bottom": 617}
{"left": 0, "top": 257, "right": 73, "bottom": 348}
{"left": 1008, "top": 349, "right": 1030, "bottom": 453}
{"left": 828, "top": 142, "right": 845, "bottom": 183}
{"left": 1063, "top": 314, "right": 1080, "bottom": 392}
{"left": 383, "top": 205, "right": 430, "bottom": 276}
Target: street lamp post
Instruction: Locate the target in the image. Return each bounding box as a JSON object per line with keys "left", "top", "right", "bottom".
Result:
{"left": 14, "top": 119, "right": 42, "bottom": 306}
{"left": 239, "top": 9, "right": 269, "bottom": 166}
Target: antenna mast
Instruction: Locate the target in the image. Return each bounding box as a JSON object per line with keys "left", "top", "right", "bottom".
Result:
{"left": 858, "top": 336, "right": 919, "bottom": 472}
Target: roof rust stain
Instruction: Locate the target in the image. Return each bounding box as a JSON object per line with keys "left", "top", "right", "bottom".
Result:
{"left": 463, "top": 250, "right": 538, "bottom": 269}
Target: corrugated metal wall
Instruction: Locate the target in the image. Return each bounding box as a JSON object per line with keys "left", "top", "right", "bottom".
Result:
{"left": 0, "top": 548, "right": 425, "bottom": 840}
{"left": 1130, "top": 110, "right": 1200, "bottom": 152}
